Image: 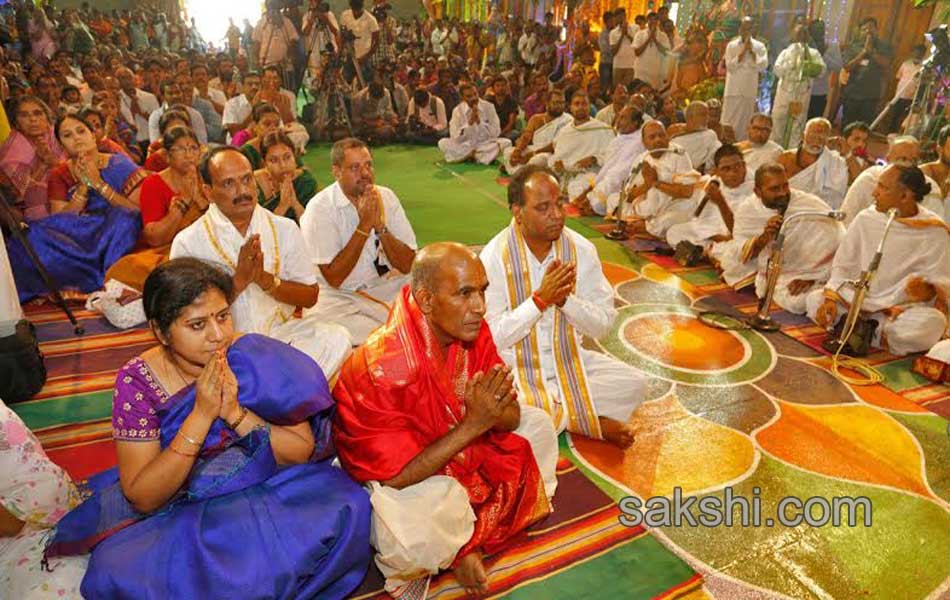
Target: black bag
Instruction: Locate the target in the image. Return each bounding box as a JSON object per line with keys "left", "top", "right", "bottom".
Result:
{"left": 822, "top": 315, "right": 879, "bottom": 357}
{"left": 0, "top": 320, "right": 47, "bottom": 403}
{"left": 674, "top": 241, "right": 705, "bottom": 267}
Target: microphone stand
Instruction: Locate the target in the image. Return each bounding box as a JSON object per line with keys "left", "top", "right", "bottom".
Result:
{"left": 748, "top": 209, "right": 846, "bottom": 332}
{"left": 822, "top": 208, "right": 898, "bottom": 354}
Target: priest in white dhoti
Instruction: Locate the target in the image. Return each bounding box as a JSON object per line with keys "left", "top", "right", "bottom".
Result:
{"left": 481, "top": 165, "right": 646, "bottom": 448}
{"left": 573, "top": 105, "right": 646, "bottom": 216}
{"left": 807, "top": 165, "right": 950, "bottom": 356}
{"left": 550, "top": 91, "right": 616, "bottom": 204}
{"left": 770, "top": 27, "right": 826, "bottom": 149}
{"left": 669, "top": 100, "right": 722, "bottom": 173}
{"left": 300, "top": 138, "right": 418, "bottom": 345}
{"left": 667, "top": 144, "right": 756, "bottom": 250}
{"left": 617, "top": 121, "right": 699, "bottom": 239}
{"left": 720, "top": 164, "right": 844, "bottom": 313}
{"left": 736, "top": 113, "right": 783, "bottom": 173}
{"left": 501, "top": 90, "right": 573, "bottom": 176}
{"left": 438, "top": 83, "right": 512, "bottom": 164}
{"left": 778, "top": 118, "right": 849, "bottom": 209}
{"left": 170, "top": 147, "right": 352, "bottom": 374}
{"left": 722, "top": 18, "right": 769, "bottom": 142}
{"left": 840, "top": 136, "right": 945, "bottom": 224}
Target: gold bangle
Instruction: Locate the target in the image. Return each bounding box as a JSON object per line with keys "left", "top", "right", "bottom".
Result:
{"left": 227, "top": 406, "right": 249, "bottom": 430}
{"left": 355, "top": 227, "right": 370, "bottom": 238}
{"left": 169, "top": 444, "right": 198, "bottom": 458}
{"left": 178, "top": 431, "right": 202, "bottom": 447}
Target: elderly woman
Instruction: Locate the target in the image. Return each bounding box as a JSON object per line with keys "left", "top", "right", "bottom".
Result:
{"left": 254, "top": 130, "right": 316, "bottom": 222}
{"left": 45, "top": 258, "right": 371, "bottom": 598}
{"left": 1, "top": 400, "right": 88, "bottom": 599}
{"left": 6, "top": 114, "right": 144, "bottom": 301}
{"left": 0, "top": 95, "right": 65, "bottom": 222}
{"left": 105, "top": 127, "right": 208, "bottom": 291}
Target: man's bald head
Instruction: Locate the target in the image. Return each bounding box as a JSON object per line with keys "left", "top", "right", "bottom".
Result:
{"left": 642, "top": 120, "right": 669, "bottom": 150}
{"left": 411, "top": 242, "right": 489, "bottom": 345}
{"left": 886, "top": 135, "right": 921, "bottom": 167}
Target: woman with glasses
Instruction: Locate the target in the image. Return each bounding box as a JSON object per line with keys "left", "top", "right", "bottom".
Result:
{"left": 106, "top": 127, "right": 209, "bottom": 292}
{"left": 6, "top": 114, "right": 144, "bottom": 302}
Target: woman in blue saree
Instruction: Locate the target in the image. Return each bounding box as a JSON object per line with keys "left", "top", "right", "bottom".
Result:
{"left": 45, "top": 258, "right": 371, "bottom": 599}
{"left": 6, "top": 114, "right": 144, "bottom": 301}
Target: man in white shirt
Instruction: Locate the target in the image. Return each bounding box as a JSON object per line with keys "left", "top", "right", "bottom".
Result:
{"left": 631, "top": 12, "right": 671, "bottom": 90}
{"left": 771, "top": 26, "right": 826, "bottom": 149}
{"left": 430, "top": 20, "right": 449, "bottom": 57}
{"left": 807, "top": 165, "right": 950, "bottom": 356}
{"left": 116, "top": 66, "right": 160, "bottom": 153}
{"left": 890, "top": 44, "right": 926, "bottom": 132}
{"left": 575, "top": 105, "right": 646, "bottom": 216}
{"left": 518, "top": 23, "right": 540, "bottom": 67}
{"left": 481, "top": 165, "right": 646, "bottom": 448}
{"left": 147, "top": 80, "right": 209, "bottom": 144}
{"left": 300, "top": 138, "right": 418, "bottom": 344}
{"left": 170, "top": 148, "right": 351, "bottom": 375}
{"left": 301, "top": 2, "right": 341, "bottom": 80}
{"left": 438, "top": 83, "right": 511, "bottom": 165}
{"left": 252, "top": 4, "right": 300, "bottom": 69}
{"left": 222, "top": 72, "right": 262, "bottom": 139}
{"left": 340, "top": 0, "right": 379, "bottom": 82}
{"left": 735, "top": 113, "right": 783, "bottom": 173}
{"left": 839, "top": 136, "right": 944, "bottom": 224}
{"left": 608, "top": 8, "right": 637, "bottom": 87}
{"left": 722, "top": 18, "right": 768, "bottom": 142}
{"left": 191, "top": 64, "right": 227, "bottom": 115}
{"left": 406, "top": 88, "right": 448, "bottom": 144}
{"left": 669, "top": 100, "right": 721, "bottom": 173}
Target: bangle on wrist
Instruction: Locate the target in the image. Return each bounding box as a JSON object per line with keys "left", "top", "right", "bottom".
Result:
{"left": 355, "top": 227, "right": 370, "bottom": 238}
{"left": 227, "top": 405, "right": 249, "bottom": 430}
{"left": 178, "top": 431, "right": 202, "bottom": 447}
{"left": 169, "top": 443, "right": 198, "bottom": 458}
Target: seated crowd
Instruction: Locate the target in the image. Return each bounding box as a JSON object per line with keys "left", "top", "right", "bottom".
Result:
{"left": 2, "top": 3, "right": 950, "bottom": 600}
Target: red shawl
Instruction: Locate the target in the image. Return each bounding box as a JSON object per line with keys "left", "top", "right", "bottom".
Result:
{"left": 333, "top": 286, "right": 551, "bottom": 560}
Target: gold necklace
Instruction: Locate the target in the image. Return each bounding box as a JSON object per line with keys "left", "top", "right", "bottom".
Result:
{"left": 203, "top": 210, "right": 281, "bottom": 275}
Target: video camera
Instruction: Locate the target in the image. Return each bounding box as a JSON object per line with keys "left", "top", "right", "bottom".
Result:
{"left": 372, "top": 3, "right": 390, "bottom": 19}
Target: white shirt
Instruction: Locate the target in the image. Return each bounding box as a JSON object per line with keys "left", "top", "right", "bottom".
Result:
{"left": 195, "top": 86, "right": 228, "bottom": 109}
{"left": 448, "top": 99, "right": 502, "bottom": 141}
{"left": 252, "top": 15, "right": 299, "bottom": 66}
{"left": 119, "top": 88, "right": 160, "bottom": 143}
{"left": 518, "top": 32, "right": 540, "bottom": 65}
{"left": 170, "top": 204, "right": 315, "bottom": 335}
{"left": 302, "top": 9, "right": 340, "bottom": 58}
{"left": 407, "top": 94, "right": 448, "bottom": 132}
{"left": 222, "top": 94, "right": 253, "bottom": 136}
{"left": 148, "top": 104, "right": 208, "bottom": 144}
{"left": 723, "top": 37, "right": 769, "bottom": 98}
{"left": 430, "top": 27, "right": 448, "bottom": 56}
{"left": 608, "top": 24, "right": 638, "bottom": 69}
{"left": 632, "top": 28, "right": 671, "bottom": 88}
{"left": 481, "top": 225, "right": 616, "bottom": 360}
{"left": 299, "top": 181, "right": 417, "bottom": 291}
{"left": 339, "top": 9, "right": 379, "bottom": 60}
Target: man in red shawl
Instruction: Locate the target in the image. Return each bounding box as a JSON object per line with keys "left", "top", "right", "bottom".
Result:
{"left": 333, "top": 242, "right": 559, "bottom": 598}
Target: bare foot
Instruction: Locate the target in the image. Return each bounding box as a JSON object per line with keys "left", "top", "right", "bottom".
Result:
{"left": 599, "top": 416, "right": 636, "bottom": 449}
{"left": 454, "top": 552, "right": 489, "bottom": 597}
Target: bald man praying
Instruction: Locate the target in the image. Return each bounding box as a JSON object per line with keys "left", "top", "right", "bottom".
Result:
{"left": 332, "top": 242, "right": 558, "bottom": 598}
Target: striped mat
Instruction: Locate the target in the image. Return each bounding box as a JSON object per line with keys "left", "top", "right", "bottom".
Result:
{"left": 13, "top": 300, "right": 703, "bottom": 600}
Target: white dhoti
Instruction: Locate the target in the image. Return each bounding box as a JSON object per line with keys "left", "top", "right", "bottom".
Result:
{"left": 588, "top": 132, "right": 646, "bottom": 216}
{"left": 611, "top": 147, "right": 696, "bottom": 224}
{"left": 722, "top": 95, "right": 756, "bottom": 142}
{"left": 805, "top": 291, "right": 947, "bottom": 356}
{"left": 741, "top": 141, "right": 784, "bottom": 174}
{"left": 549, "top": 119, "right": 615, "bottom": 202}
{"left": 709, "top": 237, "right": 756, "bottom": 288}
{"left": 500, "top": 149, "right": 551, "bottom": 175}
{"left": 439, "top": 135, "right": 512, "bottom": 164}
{"left": 563, "top": 169, "right": 600, "bottom": 202}
{"left": 535, "top": 349, "right": 647, "bottom": 430}
{"left": 367, "top": 404, "right": 558, "bottom": 594}
{"left": 268, "top": 316, "right": 352, "bottom": 376}
{"left": 306, "top": 274, "right": 408, "bottom": 345}
{"left": 788, "top": 149, "right": 850, "bottom": 211}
